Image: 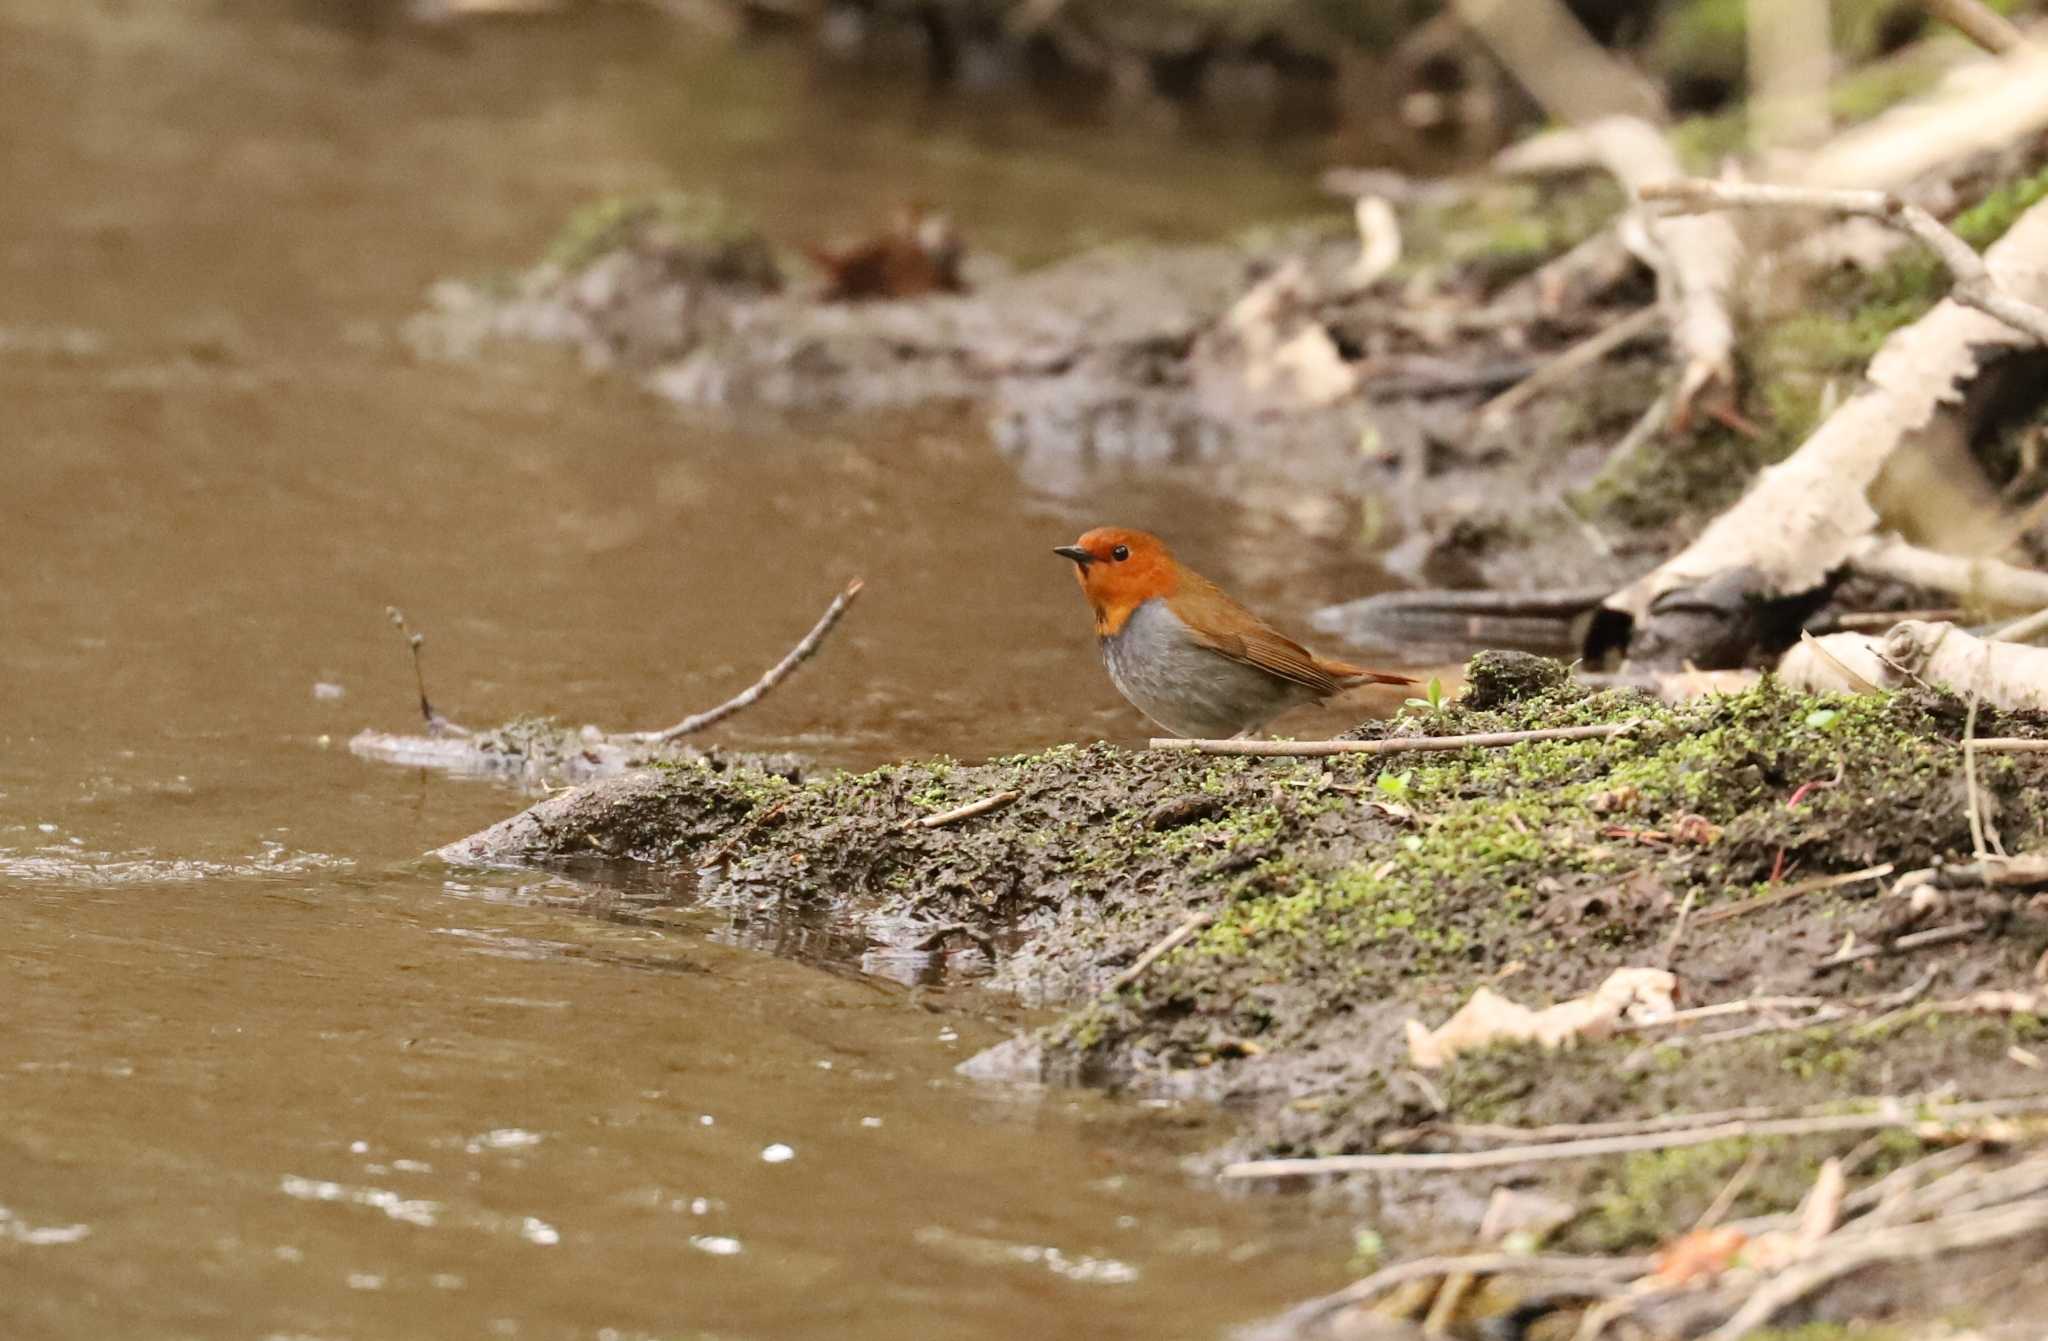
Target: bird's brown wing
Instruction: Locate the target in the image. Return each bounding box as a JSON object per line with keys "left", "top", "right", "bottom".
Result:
{"left": 1177, "top": 582, "right": 1343, "bottom": 696}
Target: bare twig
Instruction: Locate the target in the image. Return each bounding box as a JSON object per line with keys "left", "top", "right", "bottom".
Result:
{"left": 1704, "top": 1199, "right": 2048, "bottom": 1341}
{"left": 385, "top": 606, "right": 470, "bottom": 737}
{"left": 622, "top": 580, "right": 863, "bottom": 745}
{"left": 1816, "top": 920, "right": 1987, "bottom": 972}
{"left": 909, "top": 790, "right": 1020, "bottom": 831}
{"left": 1833, "top": 608, "right": 1964, "bottom": 631}
{"left": 698, "top": 797, "right": 792, "bottom": 868}
{"left": 1853, "top": 536, "right": 2048, "bottom": 612}
{"left": 1268, "top": 1252, "right": 1650, "bottom": 1336}
{"left": 1613, "top": 995, "right": 1833, "bottom": 1034}
{"left": 1968, "top": 738, "right": 2048, "bottom": 753}
{"left": 1990, "top": 604, "right": 2048, "bottom": 643}
{"left": 1220, "top": 1097, "right": 2048, "bottom": 1180}
{"left": 1475, "top": 305, "right": 1663, "bottom": 428}
{"left": 1150, "top": 722, "right": 1638, "bottom": 757}
{"left": 1641, "top": 179, "right": 2048, "bottom": 345}
{"left": 1104, "top": 912, "right": 1215, "bottom": 995}
{"left": 1918, "top": 0, "right": 2032, "bottom": 55}
{"left": 1660, "top": 888, "right": 1698, "bottom": 968}
{"left": 1964, "top": 690, "right": 1990, "bottom": 859}
{"left": 1695, "top": 864, "right": 1895, "bottom": 925}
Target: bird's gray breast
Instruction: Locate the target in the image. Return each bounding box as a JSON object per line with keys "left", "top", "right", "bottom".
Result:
{"left": 1101, "top": 598, "right": 1309, "bottom": 738}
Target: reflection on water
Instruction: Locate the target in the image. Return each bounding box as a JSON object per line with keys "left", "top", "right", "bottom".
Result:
{"left": 0, "top": 3, "right": 1374, "bottom": 1337}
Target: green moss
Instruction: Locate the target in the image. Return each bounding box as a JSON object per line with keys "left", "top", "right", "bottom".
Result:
{"left": 542, "top": 191, "right": 783, "bottom": 288}
{"left": 1584, "top": 1137, "right": 1758, "bottom": 1249}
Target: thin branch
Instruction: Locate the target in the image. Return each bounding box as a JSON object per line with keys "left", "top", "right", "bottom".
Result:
{"left": 1962, "top": 738, "right": 2048, "bottom": 753}
{"left": 1815, "top": 920, "right": 1987, "bottom": 972}
{"left": 1704, "top": 1199, "right": 2048, "bottom": 1341}
{"left": 1660, "top": 888, "right": 1698, "bottom": 967}
{"left": 1104, "top": 912, "right": 1215, "bottom": 995}
{"left": 1268, "top": 1252, "right": 1649, "bottom": 1335}
{"left": 909, "top": 790, "right": 1019, "bottom": 831}
{"left": 1219, "top": 1096, "right": 2048, "bottom": 1180}
{"left": 1150, "top": 722, "right": 1638, "bottom": 757}
{"left": 1918, "top": 0, "right": 2032, "bottom": 55}
{"left": 385, "top": 606, "right": 470, "bottom": 738}
{"left": 1640, "top": 179, "right": 2048, "bottom": 345}
{"left": 1694, "top": 864, "right": 1895, "bottom": 925}
{"left": 1474, "top": 304, "right": 1663, "bottom": 428}
{"left": 698, "top": 796, "right": 792, "bottom": 868}
{"left": 622, "top": 580, "right": 863, "bottom": 745}
{"left": 1964, "top": 690, "right": 1990, "bottom": 859}
{"left": 1613, "top": 995, "right": 1833, "bottom": 1033}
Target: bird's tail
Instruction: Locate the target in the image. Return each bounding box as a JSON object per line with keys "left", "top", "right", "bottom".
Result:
{"left": 1318, "top": 657, "right": 1417, "bottom": 688}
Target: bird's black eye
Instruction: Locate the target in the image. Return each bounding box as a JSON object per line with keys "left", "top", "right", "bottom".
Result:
{"left": 1111, "top": 544, "right": 1130, "bottom": 562}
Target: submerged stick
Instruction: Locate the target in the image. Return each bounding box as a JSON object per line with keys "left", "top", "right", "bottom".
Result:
{"left": 909, "top": 790, "right": 1019, "bottom": 831}
{"left": 623, "top": 580, "right": 863, "bottom": 745}
{"left": 1151, "top": 722, "right": 1637, "bottom": 757}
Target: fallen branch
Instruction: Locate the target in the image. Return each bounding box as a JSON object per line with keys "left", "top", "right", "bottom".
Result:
{"left": 1694, "top": 864, "right": 1895, "bottom": 926}
{"left": 1918, "top": 0, "right": 2032, "bottom": 57}
{"left": 622, "top": 579, "right": 863, "bottom": 745}
{"left": 1220, "top": 1096, "right": 2048, "bottom": 1180}
{"left": 1816, "top": 920, "right": 1988, "bottom": 972}
{"left": 699, "top": 797, "right": 793, "bottom": 868}
{"left": 1597, "top": 193, "right": 2048, "bottom": 667}
{"left": 1703, "top": 1198, "right": 2048, "bottom": 1341}
{"left": 1783, "top": 620, "right": 2048, "bottom": 710}
{"left": 1267, "top": 1251, "right": 1649, "bottom": 1336}
{"left": 908, "top": 790, "right": 1019, "bottom": 831}
{"left": 1474, "top": 304, "right": 1663, "bottom": 429}
{"left": 1149, "top": 722, "right": 1638, "bottom": 757}
{"left": 1103, "top": 912, "right": 1214, "bottom": 995}
{"left": 1642, "top": 178, "right": 2048, "bottom": 345}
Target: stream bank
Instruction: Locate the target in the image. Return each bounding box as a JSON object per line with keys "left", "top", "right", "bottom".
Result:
{"left": 439, "top": 651, "right": 2048, "bottom": 1329}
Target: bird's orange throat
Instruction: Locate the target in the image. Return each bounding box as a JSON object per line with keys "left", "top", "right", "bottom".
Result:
{"left": 1090, "top": 592, "right": 1142, "bottom": 639}
{"left": 1075, "top": 551, "right": 1180, "bottom": 638}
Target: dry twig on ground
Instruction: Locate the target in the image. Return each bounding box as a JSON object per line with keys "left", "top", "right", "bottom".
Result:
{"left": 1150, "top": 722, "right": 1637, "bottom": 757}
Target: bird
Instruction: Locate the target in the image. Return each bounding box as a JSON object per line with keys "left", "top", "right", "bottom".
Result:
{"left": 1053, "top": 527, "right": 1413, "bottom": 739}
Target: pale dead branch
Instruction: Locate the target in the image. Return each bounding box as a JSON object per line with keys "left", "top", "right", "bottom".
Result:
{"left": 1918, "top": 0, "right": 2032, "bottom": 56}
{"left": 1103, "top": 911, "right": 1215, "bottom": 995}
{"left": 1149, "top": 722, "right": 1638, "bottom": 757}
{"left": 1601, "top": 193, "right": 2048, "bottom": 664}
{"left": 1221, "top": 1096, "right": 2048, "bottom": 1180}
{"left": 623, "top": 579, "right": 863, "bottom": 744}
{"left": 908, "top": 790, "right": 1020, "bottom": 831}
{"left": 1641, "top": 179, "right": 2048, "bottom": 344}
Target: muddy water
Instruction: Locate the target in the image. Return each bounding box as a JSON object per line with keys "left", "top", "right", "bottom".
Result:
{"left": 0, "top": 4, "right": 1391, "bottom": 1336}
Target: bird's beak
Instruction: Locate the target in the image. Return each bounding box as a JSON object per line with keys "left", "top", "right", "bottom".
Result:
{"left": 1052, "top": 545, "right": 1094, "bottom": 568}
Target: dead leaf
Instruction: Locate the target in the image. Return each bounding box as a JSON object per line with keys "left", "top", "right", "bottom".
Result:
{"left": 1648, "top": 1225, "right": 1748, "bottom": 1287}
{"left": 1406, "top": 967, "right": 1679, "bottom": 1068}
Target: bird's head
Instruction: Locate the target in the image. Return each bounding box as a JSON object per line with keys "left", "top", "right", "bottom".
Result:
{"left": 1053, "top": 527, "right": 1179, "bottom": 636}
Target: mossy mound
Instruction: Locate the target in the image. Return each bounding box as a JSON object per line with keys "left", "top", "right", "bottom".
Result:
{"left": 442, "top": 664, "right": 2048, "bottom": 1259}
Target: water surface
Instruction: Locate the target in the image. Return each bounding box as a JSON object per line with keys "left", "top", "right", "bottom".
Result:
{"left": 0, "top": 5, "right": 1390, "bottom": 1335}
